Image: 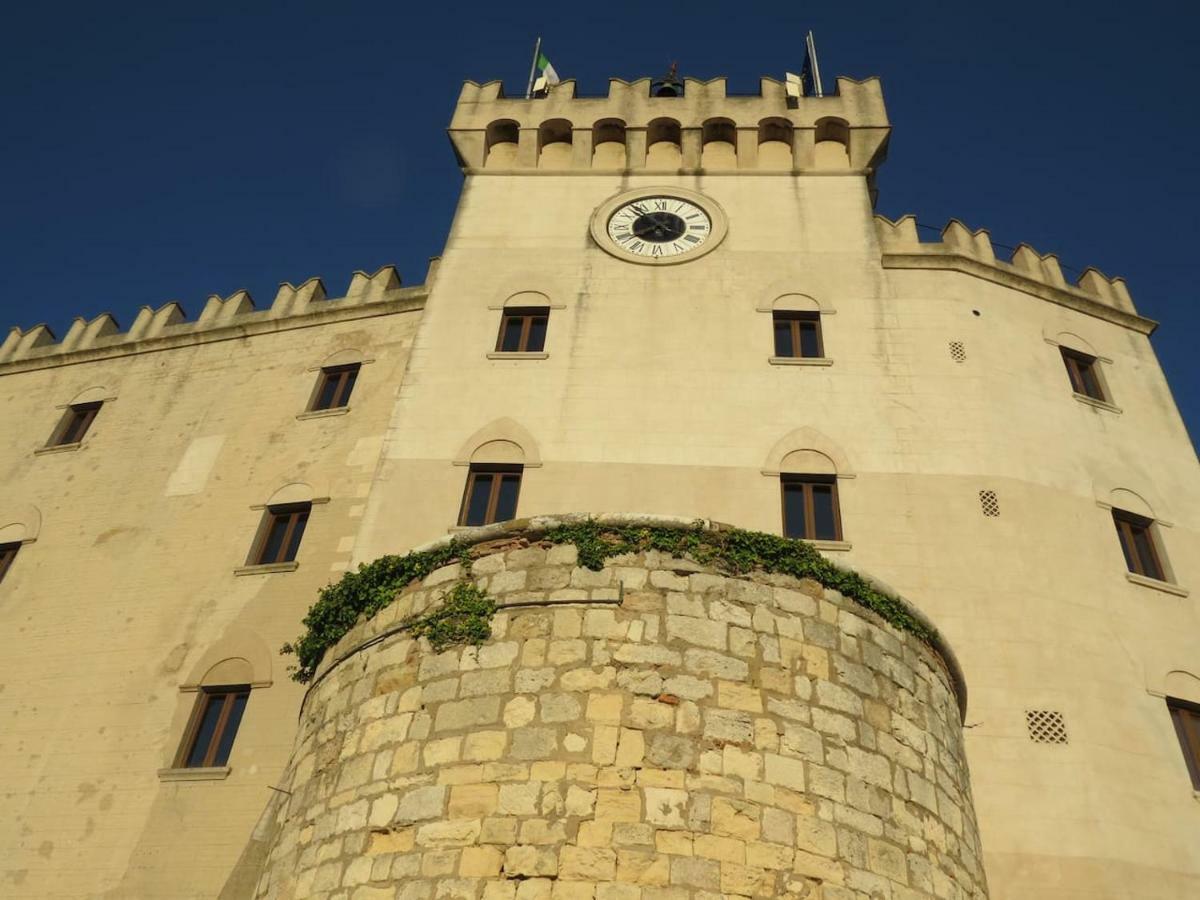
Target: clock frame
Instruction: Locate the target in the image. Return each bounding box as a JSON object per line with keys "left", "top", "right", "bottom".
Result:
{"left": 589, "top": 186, "right": 729, "bottom": 266}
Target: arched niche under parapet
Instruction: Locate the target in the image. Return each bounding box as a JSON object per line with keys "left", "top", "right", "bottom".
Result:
{"left": 646, "top": 117, "right": 682, "bottom": 169}
{"left": 592, "top": 118, "right": 626, "bottom": 168}
{"left": 537, "top": 118, "right": 573, "bottom": 169}
{"left": 452, "top": 418, "right": 542, "bottom": 468}
{"left": 700, "top": 118, "right": 737, "bottom": 169}
{"left": 761, "top": 426, "right": 854, "bottom": 477}
{"left": 814, "top": 116, "right": 851, "bottom": 169}
{"left": 0, "top": 504, "right": 42, "bottom": 544}
{"left": 758, "top": 117, "right": 794, "bottom": 170}
{"left": 484, "top": 119, "right": 520, "bottom": 168}
{"left": 180, "top": 629, "right": 274, "bottom": 690}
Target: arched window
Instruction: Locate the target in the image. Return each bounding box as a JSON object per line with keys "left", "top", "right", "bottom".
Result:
{"left": 459, "top": 440, "right": 525, "bottom": 527}
{"left": 814, "top": 116, "right": 850, "bottom": 169}
{"left": 484, "top": 119, "right": 520, "bottom": 168}
{"left": 771, "top": 294, "right": 825, "bottom": 360}
{"left": 244, "top": 483, "right": 319, "bottom": 568}
{"left": 758, "top": 118, "right": 794, "bottom": 170}
{"left": 701, "top": 118, "right": 736, "bottom": 169}
{"left": 592, "top": 118, "right": 626, "bottom": 168}
{"left": 779, "top": 450, "right": 841, "bottom": 541}
{"left": 646, "top": 118, "right": 682, "bottom": 169}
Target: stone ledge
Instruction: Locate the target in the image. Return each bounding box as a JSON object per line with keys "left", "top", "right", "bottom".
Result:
{"left": 157, "top": 766, "right": 231, "bottom": 782}
{"left": 1073, "top": 392, "right": 1122, "bottom": 414}
{"left": 234, "top": 561, "right": 300, "bottom": 576}
{"left": 1126, "top": 572, "right": 1189, "bottom": 598}
{"left": 296, "top": 407, "right": 352, "bottom": 420}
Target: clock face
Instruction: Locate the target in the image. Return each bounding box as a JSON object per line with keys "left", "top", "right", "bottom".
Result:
{"left": 605, "top": 196, "right": 712, "bottom": 259}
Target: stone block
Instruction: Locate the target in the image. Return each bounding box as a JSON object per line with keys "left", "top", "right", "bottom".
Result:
{"left": 561, "top": 666, "right": 616, "bottom": 691}
{"left": 395, "top": 785, "right": 447, "bottom": 824}
{"left": 615, "top": 728, "right": 646, "bottom": 766}
{"left": 461, "top": 668, "right": 513, "bottom": 697}
{"left": 666, "top": 615, "right": 727, "bottom": 650}
{"left": 559, "top": 846, "right": 617, "bottom": 881}
{"left": 587, "top": 692, "right": 625, "bottom": 724}
{"left": 669, "top": 856, "right": 720, "bottom": 890}
{"left": 505, "top": 846, "right": 558, "bottom": 878}
{"left": 540, "top": 693, "right": 583, "bottom": 723}
{"left": 711, "top": 797, "right": 761, "bottom": 840}
{"left": 520, "top": 818, "right": 568, "bottom": 845}
{"left": 683, "top": 649, "right": 748, "bottom": 680}
{"left": 595, "top": 788, "right": 642, "bottom": 823}
{"left": 436, "top": 696, "right": 501, "bottom": 732}
{"left": 497, "top": 782, "right": 541, "bottom": 816}
{"left": 415, "top": 818, "right": 481, "bottom": 847}
{"left": 703, "top": 709, "right": 754, "bottom": 745}
{"left": 504, "top": 696, "right": 537, "bottom": 728}
{"left": 643, "top": 787, "right": 688, "bottom": 828}
{"left": 763, "top": 754, "right": 806, "bottom": 792}
{"left": 693, "top": 833, "right": 744, "bottom": 864}
{"left": 717, "top": 681, "right": 763, "bottom": 713}
{"left": 449, "top": 783, "right": 499, "bottom": 818}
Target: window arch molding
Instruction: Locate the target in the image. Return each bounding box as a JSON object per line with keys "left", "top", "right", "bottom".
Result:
{"left": 307, "top": 347, "right": 374, "bottom": 372}
{"left": 1042, "top": 325, "right": 1111, "bottom": 362}
{"left": 1149, "top": 670, "right": 1200, "bottom": 705}
{"left": 0, "top": 504, "right": 42, "bottom": 545}
{"left": 453, "top": 418, "right": 542, "bottom": 468}
{"left": 1092, "top": 475, "right": 1172, "bottom": 526}
{"left": 487, "top": 275, "right": 568, "bottom": 311}
{"left": 180, "top": 630, "right": 274, "bottom": 692}
{"left": 61, "top": 384, "right": 116, "bottom": 408}
{"left": 760, "top": 427, "right": 854, "bottom": 478}
{"left": 256, "top": 480, "right": 330, "bottom": 509}
{"left": 755, "top": 284, "right": 836, "bottom": 314}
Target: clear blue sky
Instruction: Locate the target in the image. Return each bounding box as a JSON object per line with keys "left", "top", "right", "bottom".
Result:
{"left": 2, "top": 2, "right": 1197, "bottom": 440}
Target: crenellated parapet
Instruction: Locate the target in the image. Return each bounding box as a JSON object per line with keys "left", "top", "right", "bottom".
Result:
{"left": 875, "top": 215, "right": 1155, "bottom": 333}
{"left": 0, "top": 264, "right": 431, "bottom": 370}
{"left": 449, "top": 75, "right": 890, "bottom": 173}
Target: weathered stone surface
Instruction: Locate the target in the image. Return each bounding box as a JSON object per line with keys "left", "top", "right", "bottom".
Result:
{"left": 256, "top": 540, "right": 982, "bottom": 900}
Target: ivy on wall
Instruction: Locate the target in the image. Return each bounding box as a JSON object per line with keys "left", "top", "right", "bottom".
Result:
{"left": 282, "top": 520, "right": 935, "bottom": 684}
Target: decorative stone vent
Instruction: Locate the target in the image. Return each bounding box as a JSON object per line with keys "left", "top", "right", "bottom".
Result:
{"left": 253, "top": 516, "right": 988, "bottom": 900}
{"left": 949, "top": 341, "right": 966, "bottom": 363}
{"left": 1025, "top": 710, "right": 1068, "bottom": 744}
{"left": 979, "top": 491, "right": 999, "bottom": 517}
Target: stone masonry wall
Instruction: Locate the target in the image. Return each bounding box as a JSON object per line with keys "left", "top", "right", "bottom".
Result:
{"left": 255, "top": 529, "right": 986, "bottom": 900}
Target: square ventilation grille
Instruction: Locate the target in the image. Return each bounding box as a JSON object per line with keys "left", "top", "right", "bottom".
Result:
{"left": 1026, "top": 710, "right": 1068, "bottom": 744}
{"left": 979, "top": 490, "right": 999, "bottom": 517}
{"left": 949, "top": 341, "right": 966, "bottom": 363}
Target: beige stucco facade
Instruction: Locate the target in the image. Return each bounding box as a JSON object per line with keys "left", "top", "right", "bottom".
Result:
{"left": 0, "top": 70, "right": 1197, "bottom": 899}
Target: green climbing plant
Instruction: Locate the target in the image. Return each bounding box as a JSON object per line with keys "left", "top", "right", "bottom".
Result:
{"left": 282, "top": 519, "right": 935, "bottom": 684}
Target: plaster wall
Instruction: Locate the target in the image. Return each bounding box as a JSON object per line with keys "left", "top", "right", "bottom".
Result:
{"left": 0, "top": 301, "right": 423, "bottom": 898}
{"left": 353, "top": 170, "right": 1200, "bottom": 898}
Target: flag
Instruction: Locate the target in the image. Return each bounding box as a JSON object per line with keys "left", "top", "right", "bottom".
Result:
{"left": 785, "top": 71, "right": 803, "bottom": 100}
{"left": 533, "top": 51, "right": 560, "bottom": 94}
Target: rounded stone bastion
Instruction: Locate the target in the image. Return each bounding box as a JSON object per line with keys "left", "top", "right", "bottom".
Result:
{"left": 256, "top": 515, "right": 987, "bottom": 900}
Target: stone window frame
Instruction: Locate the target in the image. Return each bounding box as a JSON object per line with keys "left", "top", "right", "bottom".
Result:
{"left": 757, "top": 290, "right": 835, "bottom": 367}
{"left": 1044, "top": 329, "right": 1121, "bottom": 414}
{"left": 761, "top": 427, "right": 854, "bottom": 551}
{"left": 170, "top": 684, "right": 251, "bottom": 772}
{"left": 458, "top": 464, "right": 524, "bottom": 527}
{"left": 780, "top": 474, "right": 843, "bottom": 542}
{"left": 1168, "top": 697, "right": 1200, "bottom": 792}
{"left": 235, "top": 484, "right": 329, "bottom": 575}
{"left": 36, "top": 387, "right": 118, "bottom": 455}
{"left": 297, "top": 350, "right": 375, "bottom": 420}
{"left": 1093, "top": 485, "right": 1187, "bottom": 597}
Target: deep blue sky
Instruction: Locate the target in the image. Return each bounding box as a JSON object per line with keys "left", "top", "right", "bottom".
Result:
{"left": 2, "top": 2, "right": 1197, "bottom": 441}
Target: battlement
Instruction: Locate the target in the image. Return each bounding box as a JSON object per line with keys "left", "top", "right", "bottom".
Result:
{"left": 0, "top": 264, "right": 431, "bottom": 370}
{"left": 448, "top": 75, "right": 890, "bottom": 173}
{"left": 875, "top": 215, "right": 1155, "bottom": 332}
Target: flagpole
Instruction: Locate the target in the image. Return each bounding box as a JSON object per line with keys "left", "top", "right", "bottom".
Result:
{"left": 525, "top": 36, "right": 542, "bottom": 100}
{"left": 805, "top": 31, "right": 824, "bottom": 98}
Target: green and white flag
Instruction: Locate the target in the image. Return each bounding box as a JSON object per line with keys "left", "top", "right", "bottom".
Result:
{"left": 533, "top": 51, "right": 560, "bottom": 93}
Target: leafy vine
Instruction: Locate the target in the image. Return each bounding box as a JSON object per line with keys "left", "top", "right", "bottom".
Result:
{"left": 282, "top": 520, "right": 934, "bottom": 684}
